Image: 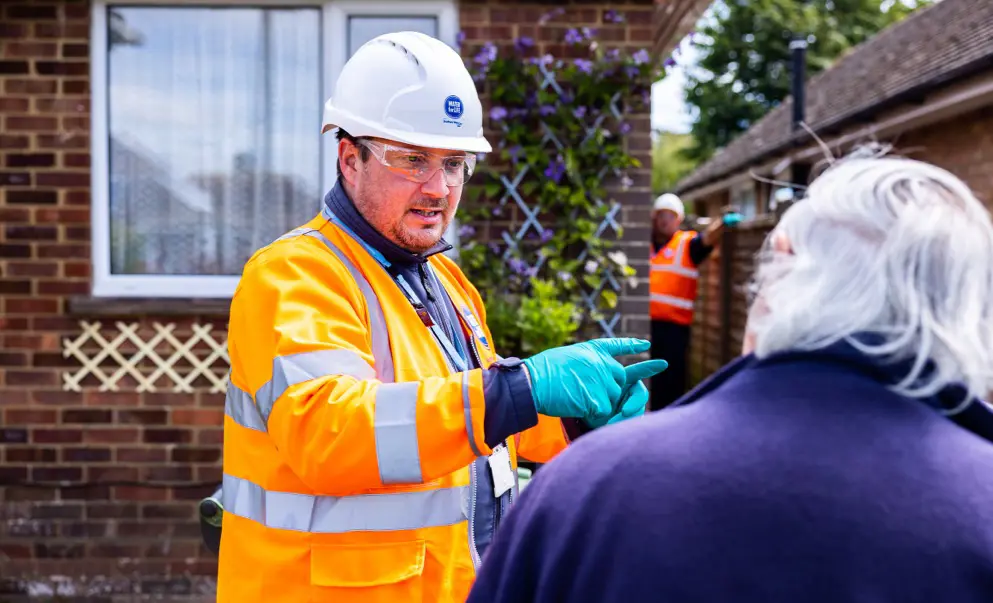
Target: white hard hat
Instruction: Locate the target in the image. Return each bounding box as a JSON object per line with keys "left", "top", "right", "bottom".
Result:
{"left": 653, "top": 193, "right": 684, "bottom": 219}
{"left": 322, "top": 31, "right": 492, "bottom": 154}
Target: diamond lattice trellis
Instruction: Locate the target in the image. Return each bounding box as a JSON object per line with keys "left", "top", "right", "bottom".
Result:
{"left": 62, "top": 320, "right": 230, "bottom": 393}
{"left": 494, "top": 67, "right": 626, "bottom": 337}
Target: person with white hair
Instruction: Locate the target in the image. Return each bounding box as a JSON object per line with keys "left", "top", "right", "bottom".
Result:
{"left": 649, "top": 192, "right": 741, "bottom": 409}
{"left": 466, "top": 153, "right": 993, "bottom": 603}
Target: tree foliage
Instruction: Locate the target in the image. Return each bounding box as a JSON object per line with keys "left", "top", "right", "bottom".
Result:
{"left": 684, "top": 0, "right": 931, "bottom": 161}
{"left": 651, "top": 130, "right": 697, "bottom": 194}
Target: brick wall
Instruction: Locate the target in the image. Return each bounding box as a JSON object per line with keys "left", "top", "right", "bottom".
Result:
{"left": 2, "top": 0, "right": 663, "bottom": 598}
{"left": 459, "top": 1, "right": 657, "bottom": 342}
{"left": 685, "top": 102, "right": 993, "bottom": 388}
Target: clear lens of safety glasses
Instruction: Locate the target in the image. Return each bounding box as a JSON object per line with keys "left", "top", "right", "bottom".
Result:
{"left": 357, "top": 139, "right": 476, "bottom": 186}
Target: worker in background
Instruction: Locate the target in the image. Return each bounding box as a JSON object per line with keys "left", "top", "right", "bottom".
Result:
{"left": 467, "top": 152, "right": 993, "bottom": 603}
{"left": 215, "top": 31, "right": 667, "bottom": 603}
{"left": 649, "top": 193, "right": 741, "bottom": 409}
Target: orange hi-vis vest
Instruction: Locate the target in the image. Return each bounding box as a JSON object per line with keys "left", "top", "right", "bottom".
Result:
{"left": 649, "top": 230, "right": 700, "bottom": 325}
{"left": 217, "top": 211, "right": 569, "bottom": 602}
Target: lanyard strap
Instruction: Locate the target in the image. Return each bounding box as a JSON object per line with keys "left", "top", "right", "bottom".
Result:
{"left": 321, "top": 206, "right": 469, "bottom": 374}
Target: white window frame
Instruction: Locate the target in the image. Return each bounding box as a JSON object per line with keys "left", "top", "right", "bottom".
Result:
{"left": 89, "top": 0, "right": 458, "bottom": 298}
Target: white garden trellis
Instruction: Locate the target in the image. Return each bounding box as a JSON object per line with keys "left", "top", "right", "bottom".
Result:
{"left": 493, "top": 60, "right": 626, "bottom": 337}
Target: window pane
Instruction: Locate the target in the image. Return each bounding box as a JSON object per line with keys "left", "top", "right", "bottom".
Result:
{"left": 107, "top": 6, "right": 321, "bottom": 276}
{"left": 347, "top": 16, "right": 438, "bottom": 56}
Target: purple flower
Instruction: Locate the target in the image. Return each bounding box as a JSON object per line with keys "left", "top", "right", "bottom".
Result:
{"left": 508, "top": 258, "right": 531, "bottom": 276}
{"left": 456, "top": 30, "right": 466, "bottom": 49}
{"left": 624, "top": 65, "right": 640, "bottom": 79}
{"left": 544, "top": 155, "right": 565, "bottom": 183}
{"left": 488, "top": 241, "right": 501, "bottom": 254}
{"left": 508, "top": 145, "right": 524, "bottom": 164}
{"left": 564, "top": 28, "right": 584, "bottom": 45}
{"left": 510, "top": 107, "right": 528, "bottom": 118}
{"left": 540, "top": 228, "right": 554, "bottom": 243}
{"left": 514, "top": 36, "right": 534, "bottom": 52}
{"left": 573, "top": 59, "right": 594, "bottom": 74}
{"left": 474, "top": 43, "right": 497, "bottom": 67}
{"left": 619, "top": 122, "right": 632, "bottom": 135}
{"left": 538, "top": 7, "right": 566, "bottom": 25}
{"left": 633, "top": 49, "right": 650, "bottom": 65}
{"left": 664, "top": 56, "right": 677, "bottom": 68}
{"left": 604, "top": 9, "right": 626, "bottom": 24}
{"left": 490, "top": 106, "right": 508, "bottom": 121}
{"left": 492, "top": 206, "right": 502, "bottom": 217}
{"left": 539, "top": 104, "right": 556, "bottom": 117}
{"left": 573, "top": 106, "right": 587, "bottom": 119}
{"left": 458, "top": 224, "right": 476, "bottom": 239}
{"left": 606, "top": 48, "right": 621, "bottom": 61}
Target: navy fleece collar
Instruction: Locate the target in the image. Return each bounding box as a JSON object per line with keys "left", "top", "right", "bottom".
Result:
{"left": 675, "top": 338, "right": 993, "bottom": 443}
{"left": 323, "top": 178, "right": 452, "bottom": 267}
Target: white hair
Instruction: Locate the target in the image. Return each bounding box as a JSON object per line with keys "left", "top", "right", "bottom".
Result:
{"left": 746, "top": 152, "right": 993, "bottom": 408}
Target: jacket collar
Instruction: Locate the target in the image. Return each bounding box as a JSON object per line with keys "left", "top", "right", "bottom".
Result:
{"left": 674, "top": 337, "right": 993, "bottom": 443}
{"left": 323, "top": 177, "right": 453, "bottom": 267}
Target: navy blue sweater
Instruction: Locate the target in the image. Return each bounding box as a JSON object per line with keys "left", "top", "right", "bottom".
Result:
{"left": 468, "top": 342, "right": 993, "bottom": 603}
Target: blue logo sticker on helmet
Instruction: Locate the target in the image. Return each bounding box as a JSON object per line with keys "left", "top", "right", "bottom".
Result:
{"left": 444, "top": 95, "right": 464, "bottom": 119}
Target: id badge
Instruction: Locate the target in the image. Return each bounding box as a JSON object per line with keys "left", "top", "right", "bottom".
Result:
{"left": 487, "top": 444, "right": 515, "bottom": 498}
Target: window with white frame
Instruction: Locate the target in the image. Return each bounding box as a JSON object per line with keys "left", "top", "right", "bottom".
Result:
{"left": 89, "top": 0, "right": 458, "bottom": 298}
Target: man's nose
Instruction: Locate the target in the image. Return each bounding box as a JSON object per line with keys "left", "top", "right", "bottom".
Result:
{"left": 420, "top": 168, "right": 450, "bottom": 198}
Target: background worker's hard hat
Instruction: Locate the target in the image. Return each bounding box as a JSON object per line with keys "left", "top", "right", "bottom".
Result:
{"left": 321, "top": 31, "right": 492, "bottom": 154}
{"left": 653, "top": 193, "right": 685, "bottom": 219}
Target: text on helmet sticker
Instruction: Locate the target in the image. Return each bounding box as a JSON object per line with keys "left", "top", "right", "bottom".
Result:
{"left": 443, "top": 95, "right": 464, "bottom": 128}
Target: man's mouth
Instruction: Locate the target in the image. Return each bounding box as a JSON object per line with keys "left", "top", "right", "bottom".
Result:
{"left": 410, "top": 208, "right": 443, "bottom": 218}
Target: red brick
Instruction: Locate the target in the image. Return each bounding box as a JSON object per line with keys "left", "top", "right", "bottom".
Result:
{"left": 144, "top": 428, "right": 193, "bottom": 444}
{"left": 0, "top": 352, "right": 29, "bottom": 368}
{"left": 0, "top": 21, "right": 28, "bottom": 37}
{"left": 170, "top": 447, "right": 220, "bottom": 463}
{"left": 36, "top": 171, "right": 89, "bottom": 187}
{"left": 0, "top": 279, "right": 32, "bottom": 295}
{"left": 6, "top": 225, "right": 57, "bottom": 240}
{"left": 32, "top": 390, "right": 81, "bottom": 405}
{"left": 0, "top": 134, "right": 30, "bottom": 149}
{"left": 83, "top": 391, "right": 140, "bottom": 406}
{"left": 143, "top": 465, "right": 193, "bottom": 482}
{"left": 4, "top": 189, "right": 58, "bottom": 204}
{"left": 5, "top": 41, "right": 58, "bottom": 57}
{"left": 62, "top": 43, "right": 89, "bottom": 58}
{"left": 35, "top": 208, "right": 90, "bottom": 223}
{"left": 0, "top": 97, "right": 30, "bottom": 111}
{"left": 6, "top": 447, "right": 58, "bottom": 463}
{"left": 0, "top": 244, "right": 31, "bottom": 259}
{"left": 2, "top": 334, "right": 42, "bottom": 349}
{"left": 63, "top": 261, "right": 90, "bottom": 278}
{"left": 63, "top": 409, "right": 113, "bottom": 423}
{"left": 5, "top": 298, "right": 59, "bottom": 314}
{"left": 62, "top": 79, "right": 88, "bottom": 95}
{"left": 34, "top": 23, "right": 89, "bottom": 38}
{"left": 37, "top": 280, "right": 89, "bottom": 295}
{"left": 63, "top": 447, "right": 112, "bottom": 462}
{"left": 8, "top": 261, "right": 58, "bottom": 277}
{"left": 5, "top": 116, "right": 58, "bottom": 132}
{"left": 6, "top": 371, "right": 58, "bottom": 387}
{"left": 37, "top": 133, "right": 88, "bottom": 149}
{"left": 6, "top": 4, "right": 59, "bottom": 19}
{"left": 172, "top": 409, "right": 223, "bottom": 426}
{"left": 0, "top": 171, "right": 31, "bottom": 186}
{"left": 62, "top": 115, "right": 90, "bottom": 130}
{"left": 0, "top": 60, "right": 30, "bottom": 75}
{"left": 32, "top": 353, "right": 78, "bottom": 370}
{"left": 83, "top": 428, "right": 139, "bottom": 444}
{"left": 32, "top": 466, "right": 83, "bottom": 482}
{"left": 64, "top": 153, "right": 90, "bottom": 168}
{"left": 114, "top": 486, "right": 169, "bottom": 502}
{"left": 5, "top": 408, "right": 57, "bottom": 424}
{"left": 89, "top": 466, "right": 140, "bottom": 483}
{"left": 117, "top": 447, "right": 167, "bottom": 463}
{"left": 65, "top": 190, "right": 90, "bottom": 205}
{"left": 4, "top": 78, "right": 57, "bottom": 94}
{"left": 32, "top": 428, "right": 83, "bottom": 444}
{"left": 35, "top": 97, "right": 87, "bottom": 113}
{"left": 38, "top": 243, "right": 90, "bottom": 258}
{"left": 197, "top": 428, "right": 223, "bottom": 445}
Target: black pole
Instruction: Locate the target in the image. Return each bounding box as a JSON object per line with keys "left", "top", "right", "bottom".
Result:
{"left": 790, "top": 37, "right": 807, "bottom": 132}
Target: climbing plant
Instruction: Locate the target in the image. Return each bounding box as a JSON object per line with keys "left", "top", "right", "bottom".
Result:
{"left": 457, "top": 12, "right": 663, "bottom": 357}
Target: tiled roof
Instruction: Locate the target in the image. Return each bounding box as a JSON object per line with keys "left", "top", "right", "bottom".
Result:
{"left": 676, "top": 0, "right": 993, "bottom": 194}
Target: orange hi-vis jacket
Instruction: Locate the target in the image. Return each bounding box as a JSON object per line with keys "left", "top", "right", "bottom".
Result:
{"left": 217, "top": 208, "right": 570, "bottom": 602}
{"left": 649, "top": 230, "right": 700, "bottom": 325}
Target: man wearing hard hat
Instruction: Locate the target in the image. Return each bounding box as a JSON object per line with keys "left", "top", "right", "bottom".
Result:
{"left": 649, "top": 193, "right": 741, "bottom": 409}
{"left": 215, "top": 31, "right": 667, "bottom": 603}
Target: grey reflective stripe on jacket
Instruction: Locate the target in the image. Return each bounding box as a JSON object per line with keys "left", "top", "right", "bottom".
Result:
{"left": 222, "top": 225, "right": 484, "bottom": 532}
{"left": 221, "top": 473, "right": 467, "bottom": 533}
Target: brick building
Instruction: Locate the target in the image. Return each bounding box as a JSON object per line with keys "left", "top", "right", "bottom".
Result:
{"left": 0, "top": 0, "right": 704, "bottom": 598}
{"left": 673, "top": 0, "right": 993, "bottom": 385}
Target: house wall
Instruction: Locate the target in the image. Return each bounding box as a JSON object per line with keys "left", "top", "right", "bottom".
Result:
{"left": 1, "top": 0, "right": 660, "bottom": 598}
{"left": 684, "top": 102, "right": 993, "bottom": 389}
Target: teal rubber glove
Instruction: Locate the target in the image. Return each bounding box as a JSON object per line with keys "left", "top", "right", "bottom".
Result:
{"left": 588, "top": 359, "right": 668, "bottom": 428}
{"left": 523, "top": 338, "right": 667, "bottom": 424}
{"left": 722, "top": 212, "right": 743, "bottom": 227}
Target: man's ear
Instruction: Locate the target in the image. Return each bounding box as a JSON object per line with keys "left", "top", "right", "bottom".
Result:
{"left": 338, "top": 139, "right": 360, "bottom": 185}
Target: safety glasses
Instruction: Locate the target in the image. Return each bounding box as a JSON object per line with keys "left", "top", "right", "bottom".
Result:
{"left": 356, "top": 139, "right": 477, "bottom": 186}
